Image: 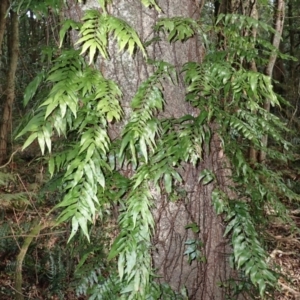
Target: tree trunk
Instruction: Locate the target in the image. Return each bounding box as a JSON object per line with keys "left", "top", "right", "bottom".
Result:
{"left": 66, "top": 1, "right": 235, "bottom": 298}
{"left": 287, "top": 1, "right": 295, "bottom": 81}
{"left": 0, "top": 0, "right": 8, "bottom": 105}
{"left": 0, "top": 10, "right": 19, "bottom": 164}
{"left": 259, "top": 0, "right": 285, "bottom": 163}
{"left": 152, "top": 134, "right": 236, "bottom": 299}
{"left": 0, "top": 0, "right": 8, "bottom": 57}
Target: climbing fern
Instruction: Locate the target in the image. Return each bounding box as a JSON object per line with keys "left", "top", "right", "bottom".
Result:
{"left": 18, "top": 5, "right": 297, "bottom": 299}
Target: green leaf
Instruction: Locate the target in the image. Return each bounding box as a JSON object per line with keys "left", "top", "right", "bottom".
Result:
{"left": 108, "top": 236, "right": 126, "bottom": 260}
{"left": 22, "top": 132, "right": 38, "bottom": 150}
{"left": 17, "top": 112, "right": 45, "bottom": 138}
{"left": 44, "top": 98, "right": 59, "bottom": 119}
{"left": 48, "top": 156, "right": 55, "bottom": 177}
{"left": 212, "top": 190, "right": 227, "bottom": 214}
{"left": 139, "top": 138, "right": 148, "bottom": 163}
{"left": 140, "top": 0, "right": 161, "bottom": 11}
{"left": 23, "top": 71, "right": 45, "bottom": 107}
{"left": 249, "top": 72, "right": 258, "bottom": 93}
{"left": 37, "top": 131, "right": 46, "bottom": 155}
{"left": 118, "top": 252, "right": 125, "bottom": 279}
{"left": 59, "top": 19, "right": 81, "bottom": 48}
{"left": 108, "top": 15, "right": 146, "bottom": 57}
{"left": 257, "top": 278, "right": 266, "bottom": 296}
{"left": 198, "top": 169, "right": 215, "bottom": 185}
{"left": 76, "top": 212, "right": 90, "bottom": 242}
{"left": 84, "top": 163, "right": 94, "bottom": 186}
{"left": 133, "top": 270, "right": 140, "bottom": 292}
{"left": 68, "top": 215, "right": 79, "bottom": 242}
{"left": 43, "top": 125, "right": 52, "bottom": 153}
{"left": 125, "top": 251, "right": 137, "bottom": 277}
{"left": 236, "top": 249, "right": 250, "bottom": 268}
{"left": 185, "top": 223, "right": 200, "bottom": 233}
{"left": 164, "top": 173, "right": 172, "bottom": 193}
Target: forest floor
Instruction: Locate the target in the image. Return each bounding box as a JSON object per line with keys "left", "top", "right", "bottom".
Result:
{"left": 267, "top": 208, "right": 300, "bottom": 300}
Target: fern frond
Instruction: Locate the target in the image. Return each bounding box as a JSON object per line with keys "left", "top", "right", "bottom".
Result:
{"left": 140, "top": 0, "right": 161, "bottom": 11}
{"left": 212, "top": 191, "right": 278, "bottom": 296}
{"left": 108, "top": 184, "right": 154, "bottom": 299}
{"left": 120, "top": 62, "right": 174, "bottom": 165}
{"left": 77, "top": 10, "right": 146, "bottom": 63}
{"left": 155, "top": 17, "right": 199, "bottom": 42}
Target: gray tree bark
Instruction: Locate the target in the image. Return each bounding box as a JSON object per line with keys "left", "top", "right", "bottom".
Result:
{"left": 66, "top": 1, "right": 237, "bottom": 299}
{"left": 0, "top": 10, "right": 19, "bottom": 164}
{"left": 260, "top": 0, "right": 285, "bottom": 163}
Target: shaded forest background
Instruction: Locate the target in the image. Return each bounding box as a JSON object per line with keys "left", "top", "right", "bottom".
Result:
{"left": 0, "top": 0, "right": 300, "bottom": 299}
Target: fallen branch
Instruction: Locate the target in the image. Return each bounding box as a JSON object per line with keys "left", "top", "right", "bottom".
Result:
{"left": 270, "top": 249, "right": 296, "bottom": 259}
{"left": 279, "top": 282, "right": 300, "bottom": 297}
{"left": 267, "top": 231, "right": 300, "bottom": 247}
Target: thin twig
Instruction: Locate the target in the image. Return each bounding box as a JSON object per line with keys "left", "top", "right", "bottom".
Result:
{"left": 0, "top": 230, "right": 66, "bottom": 239}
{"left": 16, "top": 173, "right": 42, "bottom": 219}
{"left": 0, "top": 147, "right": 21, "bottom": 169}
